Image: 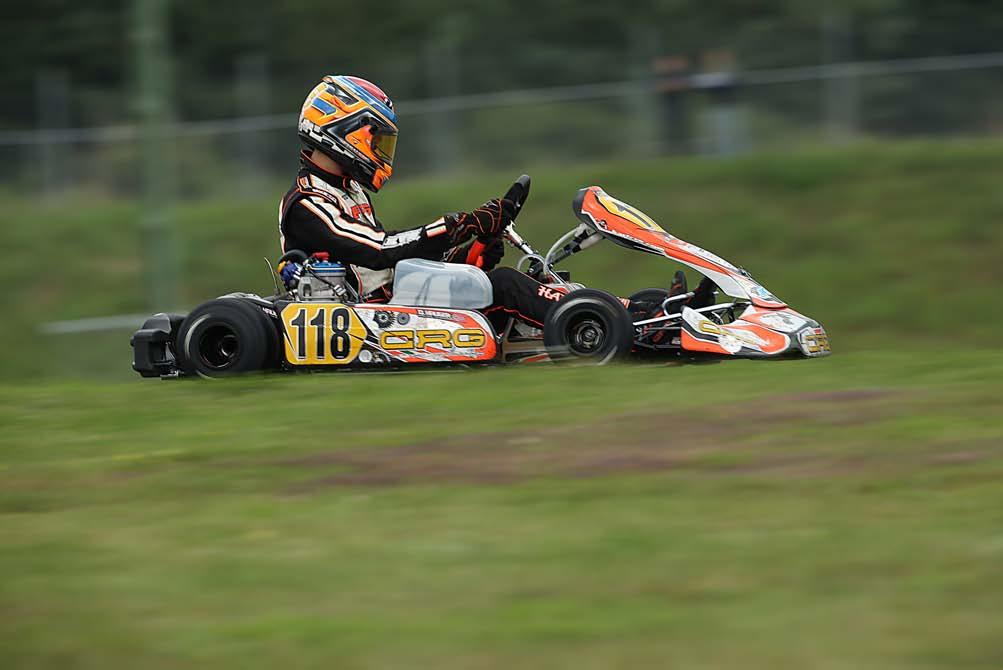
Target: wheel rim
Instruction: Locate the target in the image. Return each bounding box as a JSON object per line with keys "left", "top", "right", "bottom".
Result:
{"left": 567, "top": 314, "right": 607, "bottom": 356}
{"left": 199, "top": 324, "right": 241, "bottom": 370}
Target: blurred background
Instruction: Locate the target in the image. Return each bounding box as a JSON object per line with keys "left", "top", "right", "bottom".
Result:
{"left": 5, "top": 2, "right": 1003, "bottom": 193}
{"left": 1, "top": 1, "right": 1003, "bottom": 378}
{"left": 2, "top": 3, "right": 1003, "bottom": 668}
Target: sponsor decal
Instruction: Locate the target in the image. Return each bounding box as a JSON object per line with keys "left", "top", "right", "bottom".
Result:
{"left": 748, "top": 283, "right": 781, "bottom": 302}
{"left": 537, "top": 286, "right": 566, "bottom": 301}
{"left": 755, "top": 311, "right": 806, "bottom": 332}
{"left": 383, "top": 228, "right": 422, "bottom": 248}
{"left": 416, "top": 308, "right": 457, "bottom": 321}
{"left": 718, "top": 333, "right": 743, "bottom": 354}
{"left": 676, "top": 241, "right": 739, "bottom": 272}
{"left": 379, "top": 328, "right": 487, "bottom": 351}
{"left": 594, "top": 189, "right": 667, "bottom": 233}
{"left": 350, "top": 203, "right": 373, "bottom": 220}
{"left": 591, "top": 217, "right": 663, "bottom": 251}
{"left": 697, "top": 319, "right": 766, "bottom": 350}
{"left": 698, "top": 321, "right": 722, "bottom": 336}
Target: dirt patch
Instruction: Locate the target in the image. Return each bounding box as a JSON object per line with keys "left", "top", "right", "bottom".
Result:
{"left": 771, "top": 389, "right": 893, "bottom": 403}
{"left": 726, "top": 388, "right": 897, "bottom": 426}
{"left": 285, "top": 388, "right": 909, "bottom": 491}
{"left": 926, "top": 446, "right": 995, "bottom": 467}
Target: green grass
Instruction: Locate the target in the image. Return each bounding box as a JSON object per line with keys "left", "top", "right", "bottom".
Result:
{"left": 1, "top": 351, "right": 1002, "bottom": 668}
{"left": 3, "top": 139, "right": 1003, "bottom": 378}
{"left": 2, "top": 141, "right": 1002, "bottom": 667}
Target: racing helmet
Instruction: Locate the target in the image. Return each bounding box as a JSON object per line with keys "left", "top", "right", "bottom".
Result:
{"left": 298, "top": 75, "right": 398, "bottom": 192}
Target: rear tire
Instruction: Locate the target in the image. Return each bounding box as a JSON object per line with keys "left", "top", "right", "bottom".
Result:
{"left": 543, "top": 289, "right": 634, "bottom": 364}
{"left": 175, "top": 299, "right": 277, "bottom": 378}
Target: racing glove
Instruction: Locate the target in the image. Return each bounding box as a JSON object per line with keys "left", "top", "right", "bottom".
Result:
{"left": 446, "top": 198, "right": 516, "bottom": 245}
{"left": 478, "top": 237, "right": 505, "bottom": 271}
{"left": 444, "top": 237, "right": 505, "bottom": 270}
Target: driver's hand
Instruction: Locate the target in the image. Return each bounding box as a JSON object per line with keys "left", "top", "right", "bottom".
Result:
{"left": 448, "top": 198, "right": 516, "bottom": 244}
{"left": 479, "top": 237, "right": 505, "bottom": 271}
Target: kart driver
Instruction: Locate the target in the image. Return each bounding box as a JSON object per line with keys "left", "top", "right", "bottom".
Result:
{"left": 279, "top": 75, "right": 566, "bottom": 330}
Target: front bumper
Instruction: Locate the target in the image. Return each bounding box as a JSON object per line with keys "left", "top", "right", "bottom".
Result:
{"left": 797, "top": 326, "right": 832, "bottom": 357}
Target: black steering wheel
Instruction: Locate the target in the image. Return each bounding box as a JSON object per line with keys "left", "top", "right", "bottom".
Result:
{"left": 465, "top": 175, "right": 531, "bottom": 267}
{"left": 503, "top": 174, "right": 532, "bottom": 220}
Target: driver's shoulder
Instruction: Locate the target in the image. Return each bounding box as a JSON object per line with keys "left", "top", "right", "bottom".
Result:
{"left": 288, "top": 174, "right": 378, "bottom": 225}
{"left": 298, "top": 173, "right": 355, "bottom": 208}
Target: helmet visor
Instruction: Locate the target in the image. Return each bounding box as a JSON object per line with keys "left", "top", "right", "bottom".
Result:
{"left": 371, "top": 130, "right": 397, "bottom": 165}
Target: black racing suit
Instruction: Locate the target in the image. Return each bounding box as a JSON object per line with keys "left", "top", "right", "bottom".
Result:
{"left": 278, "top": 151, "right": 565, "bottom": 331}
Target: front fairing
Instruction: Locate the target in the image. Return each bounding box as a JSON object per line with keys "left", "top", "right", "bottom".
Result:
{"left": 680, "top": 305, "right": 831, "bottom": 359}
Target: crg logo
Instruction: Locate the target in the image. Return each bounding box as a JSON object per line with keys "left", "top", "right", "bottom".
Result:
{"left": 380, "top": 329, "right": 487, "bottom": 350}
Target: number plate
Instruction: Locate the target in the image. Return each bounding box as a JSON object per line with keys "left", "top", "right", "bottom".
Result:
{"left": 798, "top": 327, "right": 831, "bottom": 357}
{"left": 280, "top": 304, "right": 368, "bottom": 365}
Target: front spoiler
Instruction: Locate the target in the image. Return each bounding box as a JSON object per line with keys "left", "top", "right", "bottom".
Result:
{"left": 678, "top": 306, "right": 831, "bottom": 359}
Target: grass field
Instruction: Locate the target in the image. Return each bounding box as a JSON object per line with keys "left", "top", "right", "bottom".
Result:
{"left": 2, "top": 142, "right": 1002, "bottom": 667}
{"left": 2, "top": 351, "right": 1002, "bottom": 668}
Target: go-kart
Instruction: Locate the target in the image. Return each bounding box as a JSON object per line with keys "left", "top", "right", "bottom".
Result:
{"left": 132, "top": 175, "right": 830, "bottom": 378}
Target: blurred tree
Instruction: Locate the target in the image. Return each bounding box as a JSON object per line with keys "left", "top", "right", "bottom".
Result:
{"left": 1, "top": 1, "right": 1001, "bottom": 138}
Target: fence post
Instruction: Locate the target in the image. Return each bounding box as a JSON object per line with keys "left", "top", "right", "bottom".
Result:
{"left": 236, "top": 52, "right": 271, "bottom": 195}
{"left": 653, "top": 55, "right": 694, "bottom": 155}
{"left": 822, "top": 7, "right": 859, "bottom": 142}
{"left": 133, "top": 0, "right": 178, "bottom": 310}
{"left": 423, "top": 18, "right": 461, "bottom": 174}
{"left": 699, "top": 50, "right": 743, "bottom": 157}
{"left": 35, "top": 70, "right": 71, "bottom": 197}
{"left": 628, "top": 24, "right": 661, "bottom": 157}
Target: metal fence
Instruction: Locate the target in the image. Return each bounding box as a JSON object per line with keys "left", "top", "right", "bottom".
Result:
{"left": 4, "top": 51, "right": 1003, "bottom": 199}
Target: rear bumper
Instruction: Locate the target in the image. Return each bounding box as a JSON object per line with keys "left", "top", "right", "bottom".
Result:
{"left": 131, "top": 313, "right": 185, "bottom": 378}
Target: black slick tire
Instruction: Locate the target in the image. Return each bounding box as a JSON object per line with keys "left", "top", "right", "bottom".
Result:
{"left": 175, "top": 298, "right": 277, "bottom": 378}
{"left": 543, "top": 289, "right": 634, "bottom": 364}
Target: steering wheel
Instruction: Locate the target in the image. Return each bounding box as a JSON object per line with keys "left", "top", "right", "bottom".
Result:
{"left": 465, "top": 175, "right": 531, "bottom": 267}
{"left": 503, "top": 174, "right": 532, "bottom": 217}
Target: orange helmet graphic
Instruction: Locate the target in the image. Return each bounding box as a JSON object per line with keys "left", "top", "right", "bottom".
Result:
{"left": 298, "top": 75, "right": 398, "bottom": 192}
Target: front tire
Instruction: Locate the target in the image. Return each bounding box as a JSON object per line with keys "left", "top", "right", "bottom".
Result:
{"left": 543, "top": 289, "right": 634, "bottom": 364}
{"left": 175, "top": 299, "right": 277, "bottom": 378}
